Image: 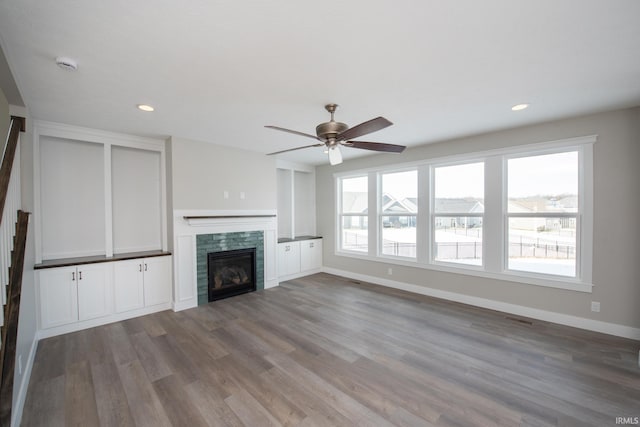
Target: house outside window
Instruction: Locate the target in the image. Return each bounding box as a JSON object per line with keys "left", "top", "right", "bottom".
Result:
{"left": 506, "top": 150, "right": 579, "bottom": 277}
{"left": 339, "top": 175, "right": 368, "bottom": 252}
{"left": 432, "top": 162, "right": 484, "bottom": 266}
{"left": 380, "top": 169, "right": 417, "bottom": 258}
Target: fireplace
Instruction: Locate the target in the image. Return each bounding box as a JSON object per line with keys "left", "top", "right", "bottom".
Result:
{"left": 207, "top": 248, "right": 257, "bottom": 301}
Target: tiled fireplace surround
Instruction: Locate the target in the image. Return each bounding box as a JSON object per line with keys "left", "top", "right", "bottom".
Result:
{"left": 171, "top": 211, "right": 279, "bottom": 311}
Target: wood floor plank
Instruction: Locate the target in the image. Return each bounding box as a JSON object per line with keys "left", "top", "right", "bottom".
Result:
{"left": 91, "top": 359, "right": 136, "bottom": 427}
{"left": 21, "top": 375, "right": 66, "bottom": 427}
{"left": 64, "top": 360, "right": 100, "bottom": 427}
{"left": 152, "top": 374, "right": 210, "bottom": 427}
{"left": 183, "top": 380, "right": 245, "bottom": 427}
{"left": 21, "top": 273, "right": 640, "bottom": 427}
{"left": 129, "top": 331, "right": 173, "bottom": 382}
{"left": 117, "top": 360, "right": 172, "bottom": 427}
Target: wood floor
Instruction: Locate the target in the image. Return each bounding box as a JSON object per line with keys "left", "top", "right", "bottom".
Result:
{"left": 22, "top": 273, "right": 640, "bottom": 426}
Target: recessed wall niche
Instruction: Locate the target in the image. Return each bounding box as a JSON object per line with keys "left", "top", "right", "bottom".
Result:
{"left": 39, "top": 136, "right": 106, "bottom": 259}
{"left": 34, "top": 121, "right": 168, "bottom": 263}
{"left": 111, "top": 145, "right": 162, "bottom": 253}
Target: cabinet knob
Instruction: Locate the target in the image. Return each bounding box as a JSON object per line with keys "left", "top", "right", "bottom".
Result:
{"left": 79, "top": 271, "right": 82, "bottom": 280}
{"left": 144, "top": 263, "right": 148, "bottom": 272}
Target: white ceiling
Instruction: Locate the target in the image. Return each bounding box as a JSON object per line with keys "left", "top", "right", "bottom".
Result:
{"left": 1, "top": 0, "right": 639, "bottom": 165}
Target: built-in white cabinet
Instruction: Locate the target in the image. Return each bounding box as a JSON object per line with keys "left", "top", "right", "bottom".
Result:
{"left": 278, "top": 241, "right": 301, "bottom": 277}
{"left": 38, "top": 255, "right": 172, "bottom": 335}
{"left": 114, "top": 260, "right": 145, "bottom": 313}
{"left": 143, "top": 256, "right": 172, "bottom": 306}
{"left": 39, "top": 263, "right": 111, "bottom": 329}
{"left": 278, "top": 238, "right": 322, "bottom": 279}
{"left": 300, "top": 239, "right": 322, "bottom": 271}
{"left": 114, "top": 256, "right": 172, "bottom": 313}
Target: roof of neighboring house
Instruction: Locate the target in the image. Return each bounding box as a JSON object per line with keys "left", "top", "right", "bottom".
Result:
{"left": 509, "top": 195, "right": 578, "bottom": 213}
{"left": 382, "top": 194, "right": 418, "bottom": 214}
{"left": 342, "top": 191, "right": 368, "bottom": 213}
{"left": 434, "top": 198, "right": 484, "bottom": 214}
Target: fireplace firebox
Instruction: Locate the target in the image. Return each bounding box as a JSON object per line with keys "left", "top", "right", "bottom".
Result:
{"left": 207, "top": 248, "right": 257, "bottom": 301}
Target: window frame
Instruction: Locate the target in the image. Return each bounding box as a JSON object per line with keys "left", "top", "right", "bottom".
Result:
{"left": 337, "top": 174, "right": 370, "bottom": 254}
{"left": 503, "top": 147, "right": 585, "bottom": 281}
{"left": 333, "top": 135, "right": 594, "bottom": 293}
{"left": 378, "top": 167, "right": 419, "bottom": 260}
{"left": 430, "top": 160, "right": 486, "bottom": 269}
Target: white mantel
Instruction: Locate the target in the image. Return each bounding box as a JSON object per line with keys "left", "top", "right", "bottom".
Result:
{"left": 172, "top": 210, "right": 278, "bottom": 311}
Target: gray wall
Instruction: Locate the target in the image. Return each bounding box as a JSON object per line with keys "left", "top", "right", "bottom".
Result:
{"left": 316, "top": 107, "right": 640, "bottom": 329}
{"left": 169, "top": 137, "right": 277, "bottom": 211}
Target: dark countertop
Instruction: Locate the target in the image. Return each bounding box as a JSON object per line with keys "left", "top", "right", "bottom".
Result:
{"left": 35, "top": 250, "right": 172, "bottom": 269}
{"left": 278, "top": 235, "right": 322, "bottom": 244}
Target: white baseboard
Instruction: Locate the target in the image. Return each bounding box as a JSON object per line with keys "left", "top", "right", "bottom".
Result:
{"left": 11, "top": 335, "right": 38, "bottom": 427}
{"left": 278, "top": 268, "right": 323, "bottom": 283}
{"left": 322, "top": 267, "right": 640, "bottom": 341}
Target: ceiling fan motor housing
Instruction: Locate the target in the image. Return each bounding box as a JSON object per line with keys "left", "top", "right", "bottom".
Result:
{"left": 316, "top": 121, "right": 348, "bottom": 140}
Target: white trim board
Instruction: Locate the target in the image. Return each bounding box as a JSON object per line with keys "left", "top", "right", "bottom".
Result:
{"left": 11, "top": 335, "right": 38, "bottom": 427}
{"left": 322, "top": 267, "right": 640, "bottom": 341}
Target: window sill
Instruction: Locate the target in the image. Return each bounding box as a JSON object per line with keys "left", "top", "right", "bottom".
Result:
{"left": 335, "top": 250, "right": 593, "bottom": 293}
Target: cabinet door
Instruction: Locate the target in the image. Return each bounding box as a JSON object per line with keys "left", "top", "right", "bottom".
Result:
{"left": 278, "top": 242, "right": 301, "bottom": 277}
{"left": 301, "top": 239, "right": 322, "bottom": 271}
{"left": 143, "top": 256, "right": 172, "bottom": 307}
{"left": 77, "top": 263, "right": 111, "bottom": 321}
{"left": 113, "top": 259, "right": 144, "bottom": 313}
{"left": 39, "top": 267, "right": 78, "bottom": 329}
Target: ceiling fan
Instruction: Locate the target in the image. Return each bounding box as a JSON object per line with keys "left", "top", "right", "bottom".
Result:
{"left": 265, "top": 104, "right": 406, "bottom": 165}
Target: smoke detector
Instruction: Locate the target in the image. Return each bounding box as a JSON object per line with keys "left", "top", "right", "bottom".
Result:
{"left": 55, "top": 56, "right": 78, "bottom": 71}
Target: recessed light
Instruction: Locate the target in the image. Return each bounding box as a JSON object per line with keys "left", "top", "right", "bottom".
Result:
{"left": 137, "top": 104, "right": 154, "bottom": 112}
{"left": 511, "top": 103, "right": 529, "bottom": 111}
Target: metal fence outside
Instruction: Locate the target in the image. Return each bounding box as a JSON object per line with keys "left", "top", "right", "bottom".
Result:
{"left": 344, "top": 231, "right": 575, "bottom": 260}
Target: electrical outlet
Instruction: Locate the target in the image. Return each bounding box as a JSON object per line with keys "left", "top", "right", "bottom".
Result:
{"left": 591, "top": 301, "right": 600, "bottom": 312}
{"left": 223, "top": 190, "right": 229, "bottom": 199}
{"left": 240, "top": 192, "right": 246, "bottom": 200}
{"left": 387, "top": 268, "right": 393, "bottom": 275}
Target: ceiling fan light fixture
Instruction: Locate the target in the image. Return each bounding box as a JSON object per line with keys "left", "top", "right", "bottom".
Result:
{"left": 265, "top": 103, "right": 404, "bottom": 165}
{"left": 328, "top": 145, "right": 343, "bottom": 165}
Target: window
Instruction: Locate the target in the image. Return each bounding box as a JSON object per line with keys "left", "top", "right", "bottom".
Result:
{"left": 507, "top": 151, "right": 579, "bottom": 277}
{"left": 334, "top": 136, "right": 593, "bottom": 292}
{"left": 432, "top": 162, "right": 484, "bottom": 266}
{"left": 380, "top": 169, "right": 417, "bottom": 258}
{"left": 339, "top": 175, "right": 368, "bottom": 252}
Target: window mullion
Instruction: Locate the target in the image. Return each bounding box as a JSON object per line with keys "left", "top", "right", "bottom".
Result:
{"left": 483, "top": 155, "right": 503, "bottom": 272}
{"left": 417, "top": 165, "right": 430, "bottom": 263}
{"left": 368, "top": 171, "right": 378, "bottom": 257}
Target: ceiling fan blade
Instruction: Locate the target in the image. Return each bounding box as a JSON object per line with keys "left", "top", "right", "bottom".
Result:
{"left": 337, "top": 116, "right": 392, "bottom": 141}
{"left": 265, "top": 125, "right": 322, "bottom": 141}
{"left": 328, "top": 145, "right": 343, "bottom": 165}
{"left": 342, "top": 141, "right": 406, "bottom": 153}
{"left": 267, "top": 143, "right": 324, "bottom": 155}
